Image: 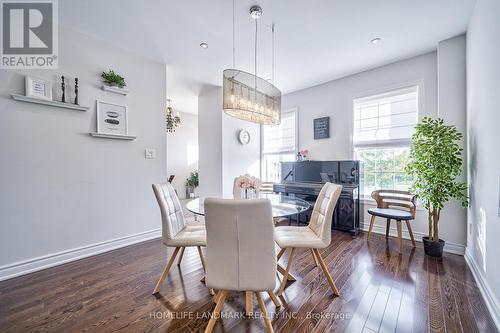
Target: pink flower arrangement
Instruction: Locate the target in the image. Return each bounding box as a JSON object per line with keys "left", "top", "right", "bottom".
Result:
{"left": 236, "top": 174, "right": 261, "bottom": 189}
{"left": 300, "top": 149, "right": 309, "bottom": 158}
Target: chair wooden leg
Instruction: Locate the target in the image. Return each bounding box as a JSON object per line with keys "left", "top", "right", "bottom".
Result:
{"left": 277, "top": 264, "right": 297, "bottom": 281}
{"left": 277, "top": 248, "right": 296, "bottom": 296}
{"left": 256, "top": 292, "right": 274, "bottom": 333}
{"left": 396, "top": 220, "right": 402, "bottom": 253}
{"left": 245, "top": 291, "right": 253, "bottom": 316}
{"left": 153, "top": 247, "right": 181, "bottom": 294}
{"left": 277, "top": 248, "right": 286, "bottom": 261}
{"left": 310, "top": 249, "right": 319, "bottom": 267}
{"left": 197, "top": 246, "right": 206, "bottom": 272}
{"left": 313, "top": 249, "right": 340, "bottom": 296}
{"left": 205, "top": 290, "right": 228, "bottom": 333}
{"left": 267, "top": 290, "right": 281, "bottom": 308}
{"left": 367, "top": 215, "right": 376, "bottom": 240}
{"left": 177, "top": 247, "right": 185, "bottom": 266}
{"left": 386, "top": 218, "right": 391, "bottom": 237}
{"left": 405, "top": 220, "right": 416, "bottom": 247}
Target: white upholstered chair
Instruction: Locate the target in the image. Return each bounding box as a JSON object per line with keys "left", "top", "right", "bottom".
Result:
{"left": 152, "top": 182, "right": 207, "bottom": 294}
{"left": 204, "top": 198, "right": 279, "bottom": 333}
{"left": 274, "top": 182, "right": 342, "bottom": 296}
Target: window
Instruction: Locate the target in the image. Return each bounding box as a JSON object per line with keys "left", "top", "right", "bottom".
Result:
{"left": 353, "top": 86, "right": 418, "bottom": 197}
{"left": 261, "top": 109, "right": 297, "bottom": 182}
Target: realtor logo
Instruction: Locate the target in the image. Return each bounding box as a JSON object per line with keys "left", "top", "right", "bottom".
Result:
{"left": 1, "top": 0, "right": 58, "bottom": 68}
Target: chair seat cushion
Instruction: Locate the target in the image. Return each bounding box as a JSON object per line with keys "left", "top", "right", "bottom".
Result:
{"left": 367, "top": 208, "right": 413, "bottom": 220}
{"left": 274, "top": 226, "right": 327, "bottom": 249}
{"left": 164, "top": 224, "right": 206, "bottom": 247}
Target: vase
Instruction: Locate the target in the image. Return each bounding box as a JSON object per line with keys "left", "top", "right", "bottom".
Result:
{"left": 241, "top": 188, "right": 256, "bottom": 199}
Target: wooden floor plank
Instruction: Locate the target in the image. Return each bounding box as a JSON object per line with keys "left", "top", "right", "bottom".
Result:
{"left": 0, "top": 231, "right": 497, "bottom": 333}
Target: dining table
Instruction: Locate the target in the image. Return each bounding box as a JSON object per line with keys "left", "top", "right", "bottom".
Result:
{"left": 186, "top": 192, "right": 311, "bottom": 219}
{"left": 186, "top": 192, "right": 312, "bottom": 315}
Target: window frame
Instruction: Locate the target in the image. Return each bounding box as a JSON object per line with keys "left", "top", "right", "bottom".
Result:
{"left": 351, "top": 83, "right": 422, "bottom": 200}
{"left": 260, "top": 107, "right": 298, "bottom": 181}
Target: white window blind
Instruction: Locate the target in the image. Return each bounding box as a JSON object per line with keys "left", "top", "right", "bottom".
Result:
{"left": 353, "top": 86, "right": 418, "bottom": 146}
{"left": 262, "top": 110, "right": 296, "bottom": 154}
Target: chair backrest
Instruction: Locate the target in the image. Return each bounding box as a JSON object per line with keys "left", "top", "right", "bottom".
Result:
{"left": 371, "top": 189, "right": 417, "bottom": 218}
{"left": 152, "top": 182, "right": 186, "bottom": 241}
{"left": 204, "top": 198, "right": 276, "bottom": 292}
{"left": 233, "top": 177, "right": 241, "bottom": 198}
{"left": 308, "top": 183, "right": 343, "bottom": 246}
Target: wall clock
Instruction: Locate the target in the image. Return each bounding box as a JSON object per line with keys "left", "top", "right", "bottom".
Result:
{"left": 238, "top": 129, "right": 250, "bottom": 145}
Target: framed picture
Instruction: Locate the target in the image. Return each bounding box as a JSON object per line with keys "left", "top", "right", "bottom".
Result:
{"left": 96, "top": 100, "right": 128, "bottom": 135}
{"left": 314, "top": 116, "right": 330, "bottom": 139}
{"left": 25, "top": 76, "right": 52, "bottom": 101}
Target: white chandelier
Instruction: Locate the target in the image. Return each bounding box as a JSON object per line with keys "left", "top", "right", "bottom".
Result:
{"left": 222, "top": 4, "right": 281, "bottom": 125}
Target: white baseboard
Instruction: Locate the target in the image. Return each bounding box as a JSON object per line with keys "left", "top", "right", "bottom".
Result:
{"left": 0, "top": 228, "right": 162, "bottom": 282}
{"left": 360, "top": 222, "right": 465, "bottom": 255}
{"left": 464, "top": 249, "right": 500, "bottom": 331}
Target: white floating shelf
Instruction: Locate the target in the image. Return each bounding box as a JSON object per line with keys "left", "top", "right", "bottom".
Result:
{"left": 89, "top": 132, "right": 136, "bottom": 140}
{"left": 101, "top": 85, "right": 129, "bottom": 95}
{"left": 11, "top": 94, "right": 89, "bottom": 111}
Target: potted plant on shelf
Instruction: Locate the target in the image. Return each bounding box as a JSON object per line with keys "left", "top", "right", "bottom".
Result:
{"left": 101, "top": 69, "right": 126, "bottom": 88}
{"left": 405, "top": 117, "right": 468, "bottom": 257}
{"left": 185, "top": 171, "right": 199, "bottom": 198}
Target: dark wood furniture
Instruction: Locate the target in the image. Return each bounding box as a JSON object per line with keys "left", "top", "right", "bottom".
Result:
{"left": 367, "top": 189, "right": 417, "bottom": 252}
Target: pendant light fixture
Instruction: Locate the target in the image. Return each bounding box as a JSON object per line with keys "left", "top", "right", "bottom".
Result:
{"left": 165, "top": 99, "right": 181, "bottom": 133}
{"left": 222, "top": 3, "right": 281, "bottom": 125}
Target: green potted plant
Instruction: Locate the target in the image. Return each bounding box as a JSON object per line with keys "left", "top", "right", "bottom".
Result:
{"left": 405, "top": 117, "right": 468, "bottom": 257}
{"left": 185, "top": 171, "right": 199, "bottom": 198}
{"left": 101, "top": 69, "right": 126, "bottom": 88}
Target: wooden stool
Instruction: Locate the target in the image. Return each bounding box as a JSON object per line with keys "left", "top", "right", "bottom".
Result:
{"left": 366, "top": 190, "right": 417, "bottom": 253}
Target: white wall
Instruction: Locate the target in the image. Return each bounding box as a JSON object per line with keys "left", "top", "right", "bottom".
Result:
{"left": 466, "top": 0, "right": 500, "bottom": 327}
{"left": 283, "top": 52, "right": 438, "bottom": 160}
{"left": 437, "top": 35, "right": 468, "bottom": 251}
{"left": 166, "top": 112, "right": 199, "bottom": 199}
{"left": 282, "top": 52, "right": 468, "bottom": 254}
{"left": 198, "top": 87, "right": 261, "bottom": 197}
{"left": 222, "top": 113, "right": 261, "bottom": 197}
{"left": 198, "top": 88, "right": 223, "bottom": 197}
{"left": 0, "top": 28, "right": 167, "bottom": 280}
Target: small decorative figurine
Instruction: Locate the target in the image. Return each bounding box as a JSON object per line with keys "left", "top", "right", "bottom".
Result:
{"left": 61, "top": 75, "right": 65, "bottom": 103}
{"left": 74, "top": 78, "right": 79, "bottom": 105}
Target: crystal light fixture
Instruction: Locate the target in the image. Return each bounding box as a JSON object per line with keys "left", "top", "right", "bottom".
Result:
{"left": 165, "top": 99, "right": 181, "bottom": 133}
{"left": 222, "top": 4, "right": 281, "bottom": 125}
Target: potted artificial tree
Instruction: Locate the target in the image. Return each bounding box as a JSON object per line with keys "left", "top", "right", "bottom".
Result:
{"left": 185, "top": 171, "right": 199, "bottom": 198}
{"left": 405, "top": 117, "right": 468, "bottom": 257}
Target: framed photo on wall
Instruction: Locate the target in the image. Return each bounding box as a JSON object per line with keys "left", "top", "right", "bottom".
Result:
{"left": 314, "top": 116, "right": 330, "bottom": 139}
{"left": 96, "top": 100, "right": 128, "bottom": 135}
{"left": 25, "top": 76, "right": 52, "bottom": 101}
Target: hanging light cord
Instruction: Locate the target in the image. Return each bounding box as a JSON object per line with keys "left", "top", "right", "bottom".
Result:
{"left": 232, "top": 0, "right": 235, "bottom": 68}
{"left": 254, "top": 17, "right": 258, "bottom": 96}
{"left": 272, "top": 23, "right": 275, "bottom": 84}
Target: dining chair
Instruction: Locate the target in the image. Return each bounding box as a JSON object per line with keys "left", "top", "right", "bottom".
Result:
{"left": 151, "top": 182, "right": 207, "bottom": 295}
{"left": 204, "top": 198, "right": 278, "bottom": 333}
{"left": 366, "top": 189, "right": 417, "bottom": 253}
{"left": 274, "top": 182, "right": 342, "bottom": 297}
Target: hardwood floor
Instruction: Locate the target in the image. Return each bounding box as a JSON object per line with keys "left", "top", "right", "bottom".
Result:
{"left": 0, "top": 230, "right": 497, "bottom": 333}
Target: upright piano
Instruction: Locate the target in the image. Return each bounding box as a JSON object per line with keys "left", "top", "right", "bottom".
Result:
{"left": 273, "top": 160, "right": 362, "bottom": 236}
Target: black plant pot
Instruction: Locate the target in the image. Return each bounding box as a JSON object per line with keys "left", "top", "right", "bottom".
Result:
{"left": 422, "top": 237, "right": 445, "bottom": 257}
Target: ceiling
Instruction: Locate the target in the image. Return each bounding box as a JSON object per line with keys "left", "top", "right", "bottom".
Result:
{"left": 59, "top": 0, "right": 476, "bottom": 114}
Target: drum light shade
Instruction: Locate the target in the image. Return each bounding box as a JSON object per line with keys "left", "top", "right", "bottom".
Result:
{"left": 223, "top": 69, "right": 281, "bottom": 125}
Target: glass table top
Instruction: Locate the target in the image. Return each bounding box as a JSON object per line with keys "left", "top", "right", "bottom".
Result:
{"left": 186, "top": 193, "right": 311, "bottom": 218}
